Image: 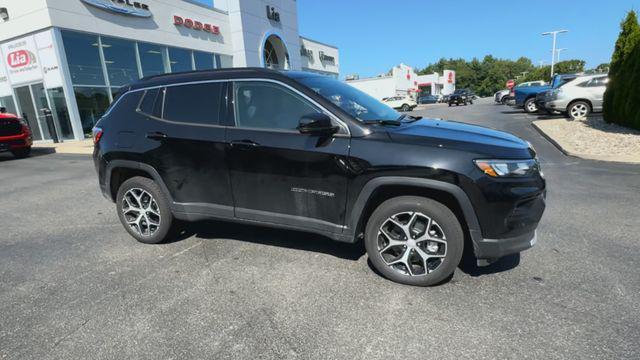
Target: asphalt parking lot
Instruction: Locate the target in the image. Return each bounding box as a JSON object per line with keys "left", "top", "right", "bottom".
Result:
{"left": 1, "top": 98, "right": 639, "bottom": 359}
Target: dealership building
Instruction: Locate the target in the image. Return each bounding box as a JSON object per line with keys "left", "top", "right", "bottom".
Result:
{"left": 0, "top": 0, "right": 339, "bottom": 141}
{"left": 346, "top": 63, "right": 455, "bottom": 101}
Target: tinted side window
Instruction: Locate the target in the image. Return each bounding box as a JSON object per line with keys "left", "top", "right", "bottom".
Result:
{"left": 233, "top": 81, "right": 321, "bottom": 130}
{"left": 163, "top": 83, "right": 223, "bottom": 125}
{"left": 138, "top": 88, "right": 160, "bottom": 116}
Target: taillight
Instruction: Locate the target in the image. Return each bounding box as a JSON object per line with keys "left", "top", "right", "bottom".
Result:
{"left": 92, "top": 127, "right": 103, "bottom": 144}
{"left": 17, "top": 118, "right": 31, "bottom": 135}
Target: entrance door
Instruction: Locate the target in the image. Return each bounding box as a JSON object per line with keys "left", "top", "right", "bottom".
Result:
{"left": 15, "top": 85, "right": 44, "bottom": 141}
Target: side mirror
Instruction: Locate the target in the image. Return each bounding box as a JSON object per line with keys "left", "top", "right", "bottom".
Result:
{"left": 297, "top": 113, "right": 339, "bottom": 136}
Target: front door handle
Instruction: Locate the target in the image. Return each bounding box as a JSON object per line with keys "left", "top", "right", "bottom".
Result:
{"left": 229, "top": 140, "right": 260, "bottom": 149}
{"left": 146, "top": 131, "right": 167, "bottom": 141}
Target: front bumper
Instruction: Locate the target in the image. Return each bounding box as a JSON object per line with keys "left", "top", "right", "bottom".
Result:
{"left": 544, "top": 99, "right": 569, "bottom": 112}
{"left": 0, "top": 133, "right": 32, "bottom": 152}
{"left": 474, "top": 230, "right": 537, "bottom": 260}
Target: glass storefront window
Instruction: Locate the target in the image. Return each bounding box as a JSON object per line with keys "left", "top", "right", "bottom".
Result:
{"left": 168, "top": 47, "right": 193, "bottom": 73}
{"left": 101, "top": 36, "right": 139, "bottom": 86}
{"left": 73, "top": 87, "right": 110, "bottom": 136}
{"left": 194, "top": 51, "right": 214, "bottom": 70}
{"left": 139, "top": 42, "right": 168, "bottom": 77}
{"left": 61, "top": 31, "right": 106, "bottom": 86}
{"left": 219, "top": 55, "right": 233, "bottom": 68}
{"left": 0, "top": 95, "right": 17, "bottom": 115}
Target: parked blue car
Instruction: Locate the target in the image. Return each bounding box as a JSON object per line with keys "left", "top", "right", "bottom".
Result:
{"left": 514, "top": 74, "right": 577, "bottom": 113}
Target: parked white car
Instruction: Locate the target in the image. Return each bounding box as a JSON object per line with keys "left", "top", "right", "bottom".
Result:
{"left": 542, "top": 74, "right": 609, "bottom": 120}
{"left": 382, "top": 96, "right": 417, "bottom": 112}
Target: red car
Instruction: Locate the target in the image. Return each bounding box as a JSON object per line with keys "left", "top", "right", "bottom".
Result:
{"left": 0, "top": 113, "right": 33, "bottom": 158}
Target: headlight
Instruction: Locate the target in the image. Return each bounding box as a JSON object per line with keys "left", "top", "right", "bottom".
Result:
{"left": 474, "top": 159, "right": 539, "bottom": 177}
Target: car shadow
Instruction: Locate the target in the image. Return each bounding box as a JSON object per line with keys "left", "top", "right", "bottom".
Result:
{"left": 458, "top": 252, "right": 520, "bottom": 277}
{"left": 0, "top": 147, "right": 55, "bottom": 162}
{"left": 500, "top": 110, "right": 525, "bottom": 114}
{"left": 173, "top": 220, "right": 366, "bottom": 261}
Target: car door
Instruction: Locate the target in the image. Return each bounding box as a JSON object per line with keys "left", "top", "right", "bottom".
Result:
{"left": 141, "top": 81, "right": 234, "bottom": 217}
{"left": 225, "top": 79, "right": 351, "bottom": 234}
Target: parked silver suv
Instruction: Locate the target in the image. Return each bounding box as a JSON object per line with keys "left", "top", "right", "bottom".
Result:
{"left": 542, "top": 74, "right": 609, "bottom": 120}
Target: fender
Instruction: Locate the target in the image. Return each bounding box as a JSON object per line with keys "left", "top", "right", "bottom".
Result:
{"left": 346, "top": 177, "right": 484, "bottom": 246}
{"left": 105, "top": 160, "right": 174, "bottom": 203}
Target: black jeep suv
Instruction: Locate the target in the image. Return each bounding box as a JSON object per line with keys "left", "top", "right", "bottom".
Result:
{"left": 93, "top": 68, "right": 545, "bottom": 286}
{"left": 448, "top": 89, "right": 473, "bottom": 106}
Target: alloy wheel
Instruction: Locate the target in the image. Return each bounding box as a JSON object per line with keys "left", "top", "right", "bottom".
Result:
{"left": 526, "top": 101, "right": 537, "bottom": 112}
{"left": 377, "top": 211, "right": 447, "bottom": 276}
{"left": 570, "top": 103, "right": 588, "bottom": 119}
{"left": 122, "top": 188, "right": 161, "bottom": 237}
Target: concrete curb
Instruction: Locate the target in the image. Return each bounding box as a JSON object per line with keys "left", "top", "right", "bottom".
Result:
{"left": 531, "top": 121, "right": 640, "bottom": 164}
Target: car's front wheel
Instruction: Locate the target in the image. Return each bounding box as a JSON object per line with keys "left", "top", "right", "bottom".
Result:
{"left": 401, "top": 104, "right": 410, "bottom": 112}
{"left": 364, "top": 196, "right": 464, "bottom": 286}
{"left": 524, "top": 98, "right": 538, "bottom": 113}
{"left": 116, "top": 176, "right": 176, "bottom": 244}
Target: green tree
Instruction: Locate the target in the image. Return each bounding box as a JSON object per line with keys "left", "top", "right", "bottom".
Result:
{"left": 604, "top": 10, "right": 640, "bottom": 125}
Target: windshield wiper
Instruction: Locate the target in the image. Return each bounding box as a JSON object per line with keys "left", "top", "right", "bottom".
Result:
{"left": 362, "top": 119, "right": 402, "bottom": 126}
{"left": 403, "top": 115, "right": 422, "bottom": 123}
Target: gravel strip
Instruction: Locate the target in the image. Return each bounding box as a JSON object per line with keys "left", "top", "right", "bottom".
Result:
{"left": 533, "top": 116, "right": 640, "bottom": 163}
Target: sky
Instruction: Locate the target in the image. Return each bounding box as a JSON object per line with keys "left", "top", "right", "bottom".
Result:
{"left": 203, "top": 0, "right": 640, "bottom": 78}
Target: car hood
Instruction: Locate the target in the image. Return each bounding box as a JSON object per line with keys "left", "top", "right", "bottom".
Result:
{"left": 385, "top": 118, "right": 534, "bottom": 158}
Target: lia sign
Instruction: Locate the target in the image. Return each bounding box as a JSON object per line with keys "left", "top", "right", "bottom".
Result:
{"left": 7, "top": 50, "right": 37, "bottom": 68}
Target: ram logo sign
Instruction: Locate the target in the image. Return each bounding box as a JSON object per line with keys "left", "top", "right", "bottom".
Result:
{"left": 80, "top": 0, "right": 152, "bottom": 18}
{"left": 7, "top": 50, "right": 37, "bottom": 69}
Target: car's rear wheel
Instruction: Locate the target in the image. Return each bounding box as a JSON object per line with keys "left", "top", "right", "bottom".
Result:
{"left": 568, "top": 101, "right": 591, "bottom": 120}
{"left": 401, "top": 104, "right": 410, "bottom": 112}
{"left": 11, "top": 147, "right": 31, "bottom": 159}
{"left": 116, "top": 176, "right": 175, "bottom": 244}
{"left": 364, "top": 196, "right": 464, "bottom": 286}
{"left": 524, "top": 98, "right": 538, "bottom": 113}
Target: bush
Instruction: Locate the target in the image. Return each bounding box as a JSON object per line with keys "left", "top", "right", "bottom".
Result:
{"left": 604, "top": 11, "right": 640, "bottom": 130}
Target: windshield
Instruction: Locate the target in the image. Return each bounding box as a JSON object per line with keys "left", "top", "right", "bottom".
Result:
{"left": 296, "top": 76, "right": 401, "bottom": 122}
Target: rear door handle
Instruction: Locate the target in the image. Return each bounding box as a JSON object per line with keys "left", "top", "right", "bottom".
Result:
{"left": 146, "top": 131, "right": 167, "bottom": 141}
{"left": 229, "top": 140, "right": 260, "bottom": 149}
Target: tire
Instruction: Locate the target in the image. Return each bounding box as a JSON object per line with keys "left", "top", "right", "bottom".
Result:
{"left": 469, "top": 100, "right": 474, "bottom": 104}
{"left": 401, "top": 104, "right": 410, "bottom": 112}
{"left": 567, "top": 101, "right": 591, "bottom": 120}
{"left": 501, "top": 96, "right": 508, "bottom": 105}
{"left": 11, "top": 147, "right": 31, "bottom": 159}
{"left": 116, "top": 176, "right": 175, "bottom": 244}
{"left": 364, "top": 196, "right": 464, "bottom": 286}
{"left": 448, "top": 103, "right": 452, "bottom": 107}
{"left": 524, "top": 98, "right": 538, "bottom": 113}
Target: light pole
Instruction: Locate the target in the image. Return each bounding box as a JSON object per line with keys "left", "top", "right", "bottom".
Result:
{"left": 542, "top": 30, "right": 568, "bottom": 78}
{"left": 556, "top": 48, "right": 567, "bottom": 62}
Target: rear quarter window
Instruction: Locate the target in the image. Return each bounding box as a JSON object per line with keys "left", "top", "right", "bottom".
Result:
{"left": 162, "top": 82, "right": 224, "bottom": 126}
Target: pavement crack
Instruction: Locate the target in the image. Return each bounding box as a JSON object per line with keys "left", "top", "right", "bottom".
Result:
{"left": 52, "top": 318, "right": 91, "bottom": 348}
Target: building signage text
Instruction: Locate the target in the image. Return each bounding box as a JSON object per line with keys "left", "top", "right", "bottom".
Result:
{"left": 173, "top": 15, "right": 220, "bottom": 35}
{"left": 266, "top": 6, "right": 280, "bottom": 22}
{"left": 80, "top": 0, "right": 152, "bottom": 18}
{"left": 300, "top": 45, "right": 313, "bottom": 58}
{"left": 319, "top": 51, "right": 335, "bottom": 64}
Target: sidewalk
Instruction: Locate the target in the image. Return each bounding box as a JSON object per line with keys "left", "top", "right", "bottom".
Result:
{"left": 32, "top": 139, "right": 93, "bottom": 155}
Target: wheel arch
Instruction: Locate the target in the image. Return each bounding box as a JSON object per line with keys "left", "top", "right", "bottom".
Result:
{"left": 347, "top": 177, "right": 483, "bottom": 248}
{"left": 106, "top": 160, "right": 173, "bottom": 203}
{"left": 567, "top": 98, "right": 593, "bottom": 111}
